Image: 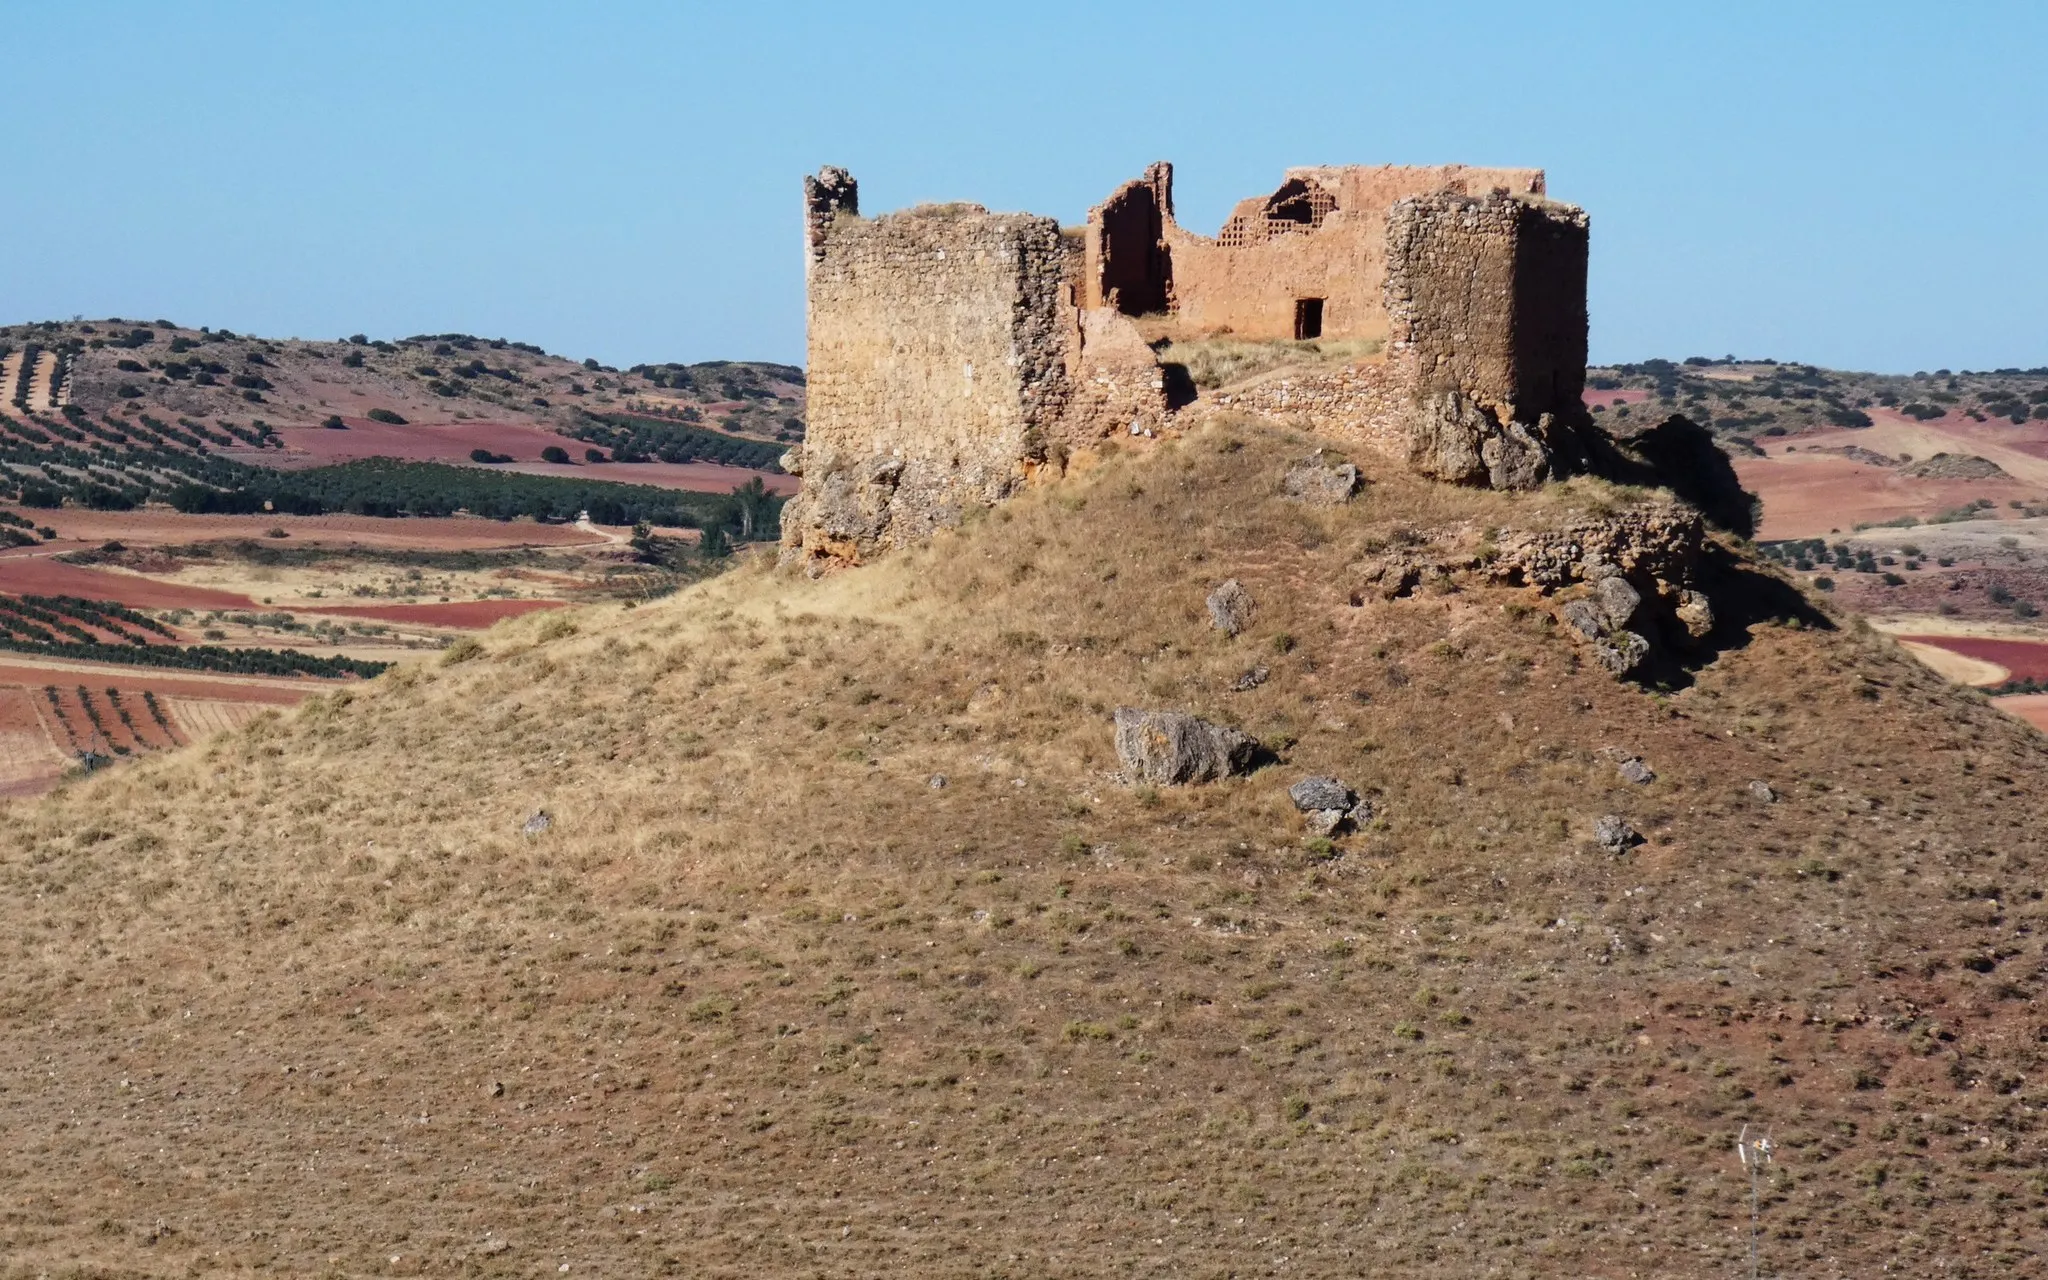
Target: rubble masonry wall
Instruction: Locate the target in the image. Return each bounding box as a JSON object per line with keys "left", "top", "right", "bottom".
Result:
{"left": 784, "top": 202, "right": 1075, "bottom": 564}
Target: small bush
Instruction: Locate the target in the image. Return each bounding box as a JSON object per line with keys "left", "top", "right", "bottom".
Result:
{"left": 365, "top": 408, "right": 406, "bottom": 425}
{"left": 540, "top": 445, "right": 570, "bottom": 464}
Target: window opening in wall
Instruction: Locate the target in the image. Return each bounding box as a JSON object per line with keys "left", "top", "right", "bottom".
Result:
{"left": 1294, "top": 298, "right": 1324, "bottom": 341}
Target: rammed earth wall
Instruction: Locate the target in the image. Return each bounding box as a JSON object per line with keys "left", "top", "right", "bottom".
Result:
{"left": 784, "top": 176, "right": 1077, "bottom": 566}
{"left": 784, "top": 161, "right": 1597, "bottom": 568}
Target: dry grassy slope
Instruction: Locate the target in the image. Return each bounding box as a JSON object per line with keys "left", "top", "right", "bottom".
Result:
{"left": 1, "top": 424, "right": 2044, "bottom": 1278}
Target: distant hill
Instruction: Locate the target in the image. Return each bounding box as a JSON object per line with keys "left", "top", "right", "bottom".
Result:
{"left": 0, "top": 318, "right": 803, "bottom": 524}
{"left": 1588, "top": 356, "right": 2048, "bottom": 444}
{"left": 2, "top": 316, "right": 804, "bottom": 443}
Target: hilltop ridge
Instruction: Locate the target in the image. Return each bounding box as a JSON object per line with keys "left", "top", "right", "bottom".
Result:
{"left": 2, "top": 422, "right": 2043, "bottom": 1276}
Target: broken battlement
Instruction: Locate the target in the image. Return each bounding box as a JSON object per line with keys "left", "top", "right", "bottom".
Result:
{"left": 781, "top": 161, "right": 1596, "bottom": 569}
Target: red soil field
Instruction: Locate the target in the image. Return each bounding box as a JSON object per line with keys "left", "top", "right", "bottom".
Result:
{"left": 0, "top": 554, "right": 566, "bottom": 629}
{"left": 1996, "top": 692, "right": 2048, "bottom": 733}
{"left": 0, "top": 659, "right": 335, "bottom": 700}
{"left": 0, "top": 660, "right": 322, "bottom": 799}
{"left": 1897, "top": 635, "right": 2048, "bottom": 682}
{"left": 1583, "top": 389, "right": 1649, "bottom": 408}
{"left": 302, "top": 599, "right": 564, "bottom": 627}
{"left": 3, "top": 507, "right": 611, "bottom": 551}
{"left": 0, "top": 558, "right": 254, "bottom": 608}
{"left": 1732, "top": 453, "right": 2038, "bottom": 540}
{"left": 0, "top": 684, "right": 63, "bottom": 797}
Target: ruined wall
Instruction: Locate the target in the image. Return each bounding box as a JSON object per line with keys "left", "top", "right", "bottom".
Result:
{"left": 1384, "top": 192, "right": 1591, "bottom": 488}
{"left": 1201, "top": 362, "right": 1411, "bottom": 459}
{"left": 1082, "top": 163, "right": 1172, "bottom": 316}
{"left": 782, "top": 181, "right": 1077, "bottom": 567}
{"left": 1128, "top": 164, "right": 1547, "bottom": 343}
{"left": 787, "top": 161, "right": 1595, "bottom": 572}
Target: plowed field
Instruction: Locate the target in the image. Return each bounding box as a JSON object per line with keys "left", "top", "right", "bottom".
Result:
{"left": 1897, "top": 634, "right": 2048, "bottom": 681}
{"left": 302, "top": 599, "right": 565, "bottom": 626}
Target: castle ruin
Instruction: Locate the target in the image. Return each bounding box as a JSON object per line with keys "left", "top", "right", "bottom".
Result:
{"left": 781, "top": 161, "right": 1595, "bottom": 568}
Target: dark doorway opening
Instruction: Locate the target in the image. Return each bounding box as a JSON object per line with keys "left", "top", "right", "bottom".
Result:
{"left": 1294, "top": 298, "right": 1324, "bottom": 341}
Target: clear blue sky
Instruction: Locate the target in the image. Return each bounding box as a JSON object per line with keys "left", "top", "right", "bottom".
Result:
{"left": 4, "top": 2, "right": 2042, "bottom": 373}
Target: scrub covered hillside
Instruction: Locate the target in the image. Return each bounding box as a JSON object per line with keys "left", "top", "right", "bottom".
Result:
{"left": 1, "top": 423, "right": 2043, "bottom": 1278}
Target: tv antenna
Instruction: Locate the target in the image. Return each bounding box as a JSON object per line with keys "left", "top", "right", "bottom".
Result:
{"left": 1736, "top": 1124, "right": 1774, "bottom": 1280}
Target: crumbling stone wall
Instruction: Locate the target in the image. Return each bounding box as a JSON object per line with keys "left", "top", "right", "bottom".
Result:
{"left": 1385, "top": 193, "right": 1592, "bottom": 489}
{"left": 1084, "top": 163, "right": 1172, "bottom": 317}
{"left": 1087, "top": 164, "right": 1546, "bottom": 344}
{"left": 782, "top": 182, "right": 1077, "bottom": 567}
{"left": 787, "top": 159, "right": 1598, "bottom": 568}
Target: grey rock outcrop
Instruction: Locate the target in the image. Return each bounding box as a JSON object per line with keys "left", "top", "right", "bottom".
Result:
{"left": 1748, "top": 780, "right": 1777, "bottom": 803}
{"left": 1288, "top": 776, "right": 1369, "bottom": 836}
{"left": 1560, "top": 598, "right": 1653, "bottom": 677}
{"left": 1616, "top": 757, "right": 1655, "bottom": 785}
{"left": 1282, "top": 452, "right": 1362, "bottom": 506}
{"left": 1408, "top": 390, "right": 1564, "bottom": 491}
{"left": 1594, "top": 815, "right": 1641, "bottom": 854}
{"left": 1288, "top": 776, "right": 1357, "bottom": 812}
{"left": 1206, "top": 579, "right": 1254, "bottom": 637}
{"left": 1113, "top": 708, "right": 1258, "bottom": 786}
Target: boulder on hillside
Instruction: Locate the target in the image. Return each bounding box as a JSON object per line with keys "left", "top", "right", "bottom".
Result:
{"left": 1206, "top": 579, "right": 1254, "bottom": 636}
{"left": 1282, "top": 452, "right": 1362, "bottom": 506}
{"left": 1114, "top": 708, "right": 1257, "bottom": 786}
{"left": 1288, "top": 775, "right": 1368, "bottom": 836}
{"left": 1288, "top": 776, "right": 1357, "bottom": 812}
{"left": 1594, "top": 814, "right": 1642, "bottom": 854}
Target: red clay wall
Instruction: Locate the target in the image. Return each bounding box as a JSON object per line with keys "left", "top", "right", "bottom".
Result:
{"left": 1088, "top": 164, "right": 1547, "bottom": 343}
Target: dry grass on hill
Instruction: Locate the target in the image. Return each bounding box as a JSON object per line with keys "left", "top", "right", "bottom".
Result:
{"left": 2, "top": 423, "right": 2046, "bottom": 1277}
{"left": 1133, "top": 316, "right": 1384, "bottom": 391}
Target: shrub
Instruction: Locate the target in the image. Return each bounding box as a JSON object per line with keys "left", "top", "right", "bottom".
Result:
{"left": 1813, "top": 576, "right": 1835, "bottom": 592}
{"left": 584, "top": 447, "right": 607, "bottom": 463}
{"left": 322, "top": 415, "right": 347, "bottom": 429}
{"left": 540, "top": 445, "right": 570, "bottom": 464}
{"left": 365, "top": 408, "right": 406, "bottom": 425}
{"left": 1881, "top": 572, "right": 1905, "bottom": 586}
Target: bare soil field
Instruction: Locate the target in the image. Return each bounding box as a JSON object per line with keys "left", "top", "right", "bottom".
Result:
{"left": 1898, "top": 634, "right": 2048, "bottom": 681}
{"left": 1994, "top": 691, "right": 2048, "bottom": 732}
{"left": 300, "top": 598, "right": 565, "bottom": 627}
{"left": 1735, "top": 443, "right": 2043, "bottom": 539}
{"left": 1893, "top": 639, "right": 2008, "bottom": 685}
{"left": 270, "top": 416, "right": 597, "bottom": 465}
{"left": 0, "top": 555, "right": 256, "bottom": 608}
{"left": 0, "top": 656, "right": 308, "bottom": 794}
{"left": 0, "top": 685, "right": 67, "bottom": 797}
